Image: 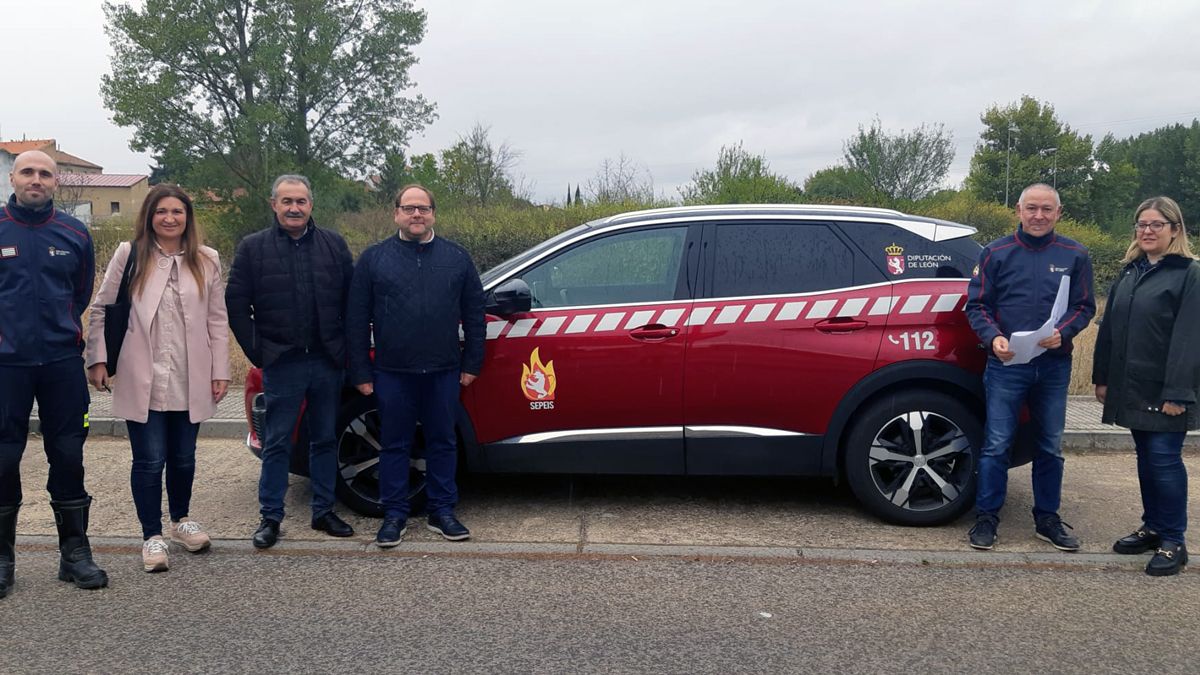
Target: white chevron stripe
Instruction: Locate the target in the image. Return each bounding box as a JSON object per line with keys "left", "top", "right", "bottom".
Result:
{"left": 624, "top": 310, "right": 656, "bottom": 329}
{"left": 485, "top": 322, "right": 505, "bottom": 340}
{"left": 658, "top": 308, "right": 686, "bottom": 326}
{"left": 714, "top": 305, "right": 745, "bottom": 324}
{"left": 744, "top": 303, "right": 775, "bottom": 322}
{"left": 505, "top": 318, "right": 537, "bottom": 338}
{"left": 837, "top": 297, "right": 868, "bottom": 317}
{"left": 931, "top": 293, "right": 962, "bottom": 312}
{"left": 686, "top": 307, "right": 714, "bottom": 326}
{"left": 776, "top": 301, "right": 807, "bottom": 320}
{"left": 806, "top": 299, "right": 837, "bottom": 319}
{"left": 595, "top": 312, "right": 626, "bottom": 331}
{"left": 565, "top": 314, "right": 596, "bottom": 334}
{"left": 536, "top": 315, "right": 567, "bottom": 335}
{"left": 899, "top": 295, "right": 931, "bottom": 314}
{"left": 868, "top": 296, "right": 897, "bottom": 316}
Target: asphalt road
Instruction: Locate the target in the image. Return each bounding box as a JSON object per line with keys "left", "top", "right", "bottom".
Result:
{"left": 2, "top": 548, "right": 1197, "bottom": 674}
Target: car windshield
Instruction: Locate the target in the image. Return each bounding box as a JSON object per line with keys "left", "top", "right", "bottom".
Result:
{"left": 480, "top": 222, "right": 593, "bottom": 286}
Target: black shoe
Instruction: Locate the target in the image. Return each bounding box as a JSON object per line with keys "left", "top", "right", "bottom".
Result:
{"left": 252, "top": 518, "right": 281, "bottom": 549}
{"left": 376, "top": 518, "right": 407, "bottom": 548}
{"left": 50, "top": 497, "right": 109, "bottom": 590}
{"left": 311, "top": 512, "right": 354, "bottom": 538}
{"left": 0, "top": 502, "right": 17, "bottom": 599}
{"left": 1035, "top": 515, "right": 1080, "bottom": 552}
{"left": 1146, "top": 542, "right": 1188, "bottom": 577}
{"left": 968, "top": 514, "right": 998, "bottom": 550}
{"left": 427, "top": 513, "right": 470, "bottom": 541}
{"left": 1113, "top": 527, "right": 1161, "bottom": 555}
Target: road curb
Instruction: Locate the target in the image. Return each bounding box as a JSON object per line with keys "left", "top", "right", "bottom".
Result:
{"left": 13, "top": 534, "right": 1158, "bottom": 571}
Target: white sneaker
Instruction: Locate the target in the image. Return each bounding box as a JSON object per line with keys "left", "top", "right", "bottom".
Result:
{"left": 142, "top": 536, "right": 169, "bottom": 572}
{"left": 170, "top": 518, "right": 212, "bottom": 552}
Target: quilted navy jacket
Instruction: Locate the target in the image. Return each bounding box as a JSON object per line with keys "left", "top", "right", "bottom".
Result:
{"left": 346, "top": 233, "right": 485, "bottom": 384}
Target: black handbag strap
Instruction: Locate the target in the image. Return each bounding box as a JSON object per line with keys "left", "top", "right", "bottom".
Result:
{"left": 116, "top": 241, "right": 137, "bottom": 304}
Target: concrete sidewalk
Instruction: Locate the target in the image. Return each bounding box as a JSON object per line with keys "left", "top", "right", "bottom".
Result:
{"left": 33, "top": 389, "right": 1200, "bottom": 450}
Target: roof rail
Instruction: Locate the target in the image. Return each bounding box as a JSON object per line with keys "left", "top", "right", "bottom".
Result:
{"left": 604, "top": 203, "right": 908, "bottom": 224}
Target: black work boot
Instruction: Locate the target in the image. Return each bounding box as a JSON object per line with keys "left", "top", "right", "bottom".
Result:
{"left": 0, "top": 502, "right": 17, "bottom": 598}
{"left": 50, "top": 497, "right": 109, "bottom": 590}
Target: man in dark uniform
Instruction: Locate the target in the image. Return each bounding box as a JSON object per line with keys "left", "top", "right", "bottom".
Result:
{"left": 0, "top": 150, "right": 108, "bottom": 597}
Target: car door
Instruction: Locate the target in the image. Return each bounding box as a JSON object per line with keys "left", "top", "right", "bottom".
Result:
{"left": 464, "top": 223, "right": 700, "bottom": 474}
{"left": 682, "top": 219, "right": 889, "bottom": 475}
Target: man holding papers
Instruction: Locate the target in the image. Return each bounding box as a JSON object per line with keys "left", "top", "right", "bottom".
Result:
{"left": 964, "top": 184, "right": 1095, "bottom": 552}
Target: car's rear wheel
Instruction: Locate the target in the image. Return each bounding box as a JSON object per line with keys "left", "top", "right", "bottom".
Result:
{"left": 334, "top": 394, "right": 427, "bottom": 518}
{"left": 843, "top": 390, "right": 980, "bottom": 526}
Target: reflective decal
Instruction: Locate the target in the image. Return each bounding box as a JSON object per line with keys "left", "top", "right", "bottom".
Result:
{"left": 522, "top": 347, "right": 557, "bottom": 409}
{"left": 886, "top": 243, "right": 905, "bottom": 275}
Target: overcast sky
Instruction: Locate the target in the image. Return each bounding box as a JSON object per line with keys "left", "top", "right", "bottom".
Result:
{"left": 3, "top": 0, "right": 1198, "bottom": 204}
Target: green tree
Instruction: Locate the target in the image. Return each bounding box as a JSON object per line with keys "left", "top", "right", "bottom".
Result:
{"left": 966, "top": 96, "right": 1093, "bottom": 210}
{"left": 574, "top": 185, "right": 583, "bottom": 206}
{"left": 439, "top": 124, "right": 521, "bottom": 207}
{"left": 679, "top": 143, "right": 801, "bottom": 204}
{"left": 842, "top": 118, "right": 954, "bottom": 201}
{"left": 802, "top": 166, "right": 881, "bottom": 204}
{"left": 1097, "top": 120, "right": 1200, "bottom": 226}
{"left": 102, "top": 0, "right": 435, "bottom": 232}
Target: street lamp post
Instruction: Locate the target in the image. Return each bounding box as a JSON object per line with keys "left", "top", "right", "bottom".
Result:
{"left": 1004, "top": 125, "right": 1017, "bottom": 207}
{"left": 1039, "top": 147, "right": 1058, "bottom": 189}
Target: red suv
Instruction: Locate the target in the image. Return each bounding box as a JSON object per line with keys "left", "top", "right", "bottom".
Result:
{"left": 245, "top": 204, "right": 1031, "bottom": 525}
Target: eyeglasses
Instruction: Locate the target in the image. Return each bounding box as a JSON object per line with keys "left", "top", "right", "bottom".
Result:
{"left": 397, "top": 205, "right": 433, "bottom": 215}
{"left": 1134, "top": 220, "right": 1172, "bottom": 232}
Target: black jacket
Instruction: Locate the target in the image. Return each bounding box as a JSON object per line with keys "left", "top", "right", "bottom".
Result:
{"left": 225, "top": 220, "right": 354, "bottom": 368}
{"left": 0, "top": 196, "right": 95, "bottom": 366}
{"left": 1092, "top": 254, "right": 1200, "bottom": 432}
{"left": 346, "top": 233, "right": 485, "bottom": 384}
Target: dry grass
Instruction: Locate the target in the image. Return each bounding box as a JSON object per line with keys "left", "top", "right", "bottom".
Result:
{"left": 1069, "top": 321, "right": 1099, "bottom": 395}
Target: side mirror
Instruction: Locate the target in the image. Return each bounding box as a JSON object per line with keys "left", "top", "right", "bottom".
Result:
{"left": 485, "top": 278, "right": 532, "bottom": 316}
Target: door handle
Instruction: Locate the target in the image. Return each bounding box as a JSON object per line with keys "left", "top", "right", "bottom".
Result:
{"left": 815, "top": 318, "right": 868, "bottom": 333}
{"left": 630, "top": 324, "right": 680, "bottom": 341}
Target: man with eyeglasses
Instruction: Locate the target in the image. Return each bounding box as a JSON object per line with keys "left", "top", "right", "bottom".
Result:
{"left": 964, "top": 183, "right": 1095, "bottom": 552}
{"left": 226, "top": 174, "right": 357, "bottom": 548}
{"left": 346, "top": 184, "right": 485, "bottom": 546}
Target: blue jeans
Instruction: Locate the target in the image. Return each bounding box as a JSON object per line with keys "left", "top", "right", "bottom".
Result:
{"left": 0, "top": 357, "right": 90, "bottom": 506}
{"left": 374, "top": 369, "right": 460, "bottom": 520}
{"left": 1131, "top": 429, "right": 1188, "bottom": 545}
{"left": 260, "top": 352, "right": 342, "bottom": 522}
{"left": 126, "top": 410, "right": 200, "bottom": 540}
{"left": 976, "top": 355, "right": 1071, "bottom": 520}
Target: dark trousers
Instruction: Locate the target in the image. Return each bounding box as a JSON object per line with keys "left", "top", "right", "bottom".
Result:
{"left": 260, "top": 352, "right": 341, "bottom": 522}
{"left": 1131, "top": 429, "right": 1189, "bottom": 545}
{"left": 126, "top": 411, "right": 201, "bottom": 540}
{"left": 375, "top": 369, "right": 460, "bottom": 519}
{"left": 0, "top": 357, "right": 91, "bottom": 506}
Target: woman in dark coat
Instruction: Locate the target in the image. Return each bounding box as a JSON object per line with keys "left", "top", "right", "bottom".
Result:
{"left": 1093, "top": 196, "right": 1199, "bottom": 576}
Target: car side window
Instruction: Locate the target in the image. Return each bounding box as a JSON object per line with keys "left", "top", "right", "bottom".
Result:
{"left": 520, "top": 226, "right": 688, "bottom": 308}
{"left": 710, "top": 222, "right": 853, "bottom": 296}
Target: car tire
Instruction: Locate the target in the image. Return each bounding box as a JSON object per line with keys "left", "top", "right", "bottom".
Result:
{"left": 333, "top": 394, "right": 427, "bottom": 518}
{"left": 843, "top": 390, "right": 981, "bottom": 526}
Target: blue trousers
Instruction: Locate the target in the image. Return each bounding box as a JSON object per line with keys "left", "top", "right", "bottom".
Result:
{"left": 976, "top": 356, "right": 1071, "bottom": 520}
{"left": 126, "top": 410, "right": 200, "bottom": 540}
{"left": 259, "top": 352, "right": 342, "bottom": 522}
{"left": 1131, "top": 429, "right": 1188, "bottom": 545}
{"left": 0, "top": 357, "right": 90, "bottom": 506}
{"left": 375, "top": 369, "right": 460, "bottom": 520}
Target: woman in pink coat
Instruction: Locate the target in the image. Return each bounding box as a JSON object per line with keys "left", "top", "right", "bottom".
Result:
{"left": 85, "top": 184, "right": 230, "bottom": 573}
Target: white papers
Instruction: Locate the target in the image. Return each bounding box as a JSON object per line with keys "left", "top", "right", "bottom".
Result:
{"left": 1004, "top": 275, "right": 1070, "bottom": 366}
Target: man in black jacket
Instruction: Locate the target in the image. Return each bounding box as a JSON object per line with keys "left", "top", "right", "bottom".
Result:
{"left": 347, "top": 184, "right": 485, "bottom": 546}
{"left": 226, "top": 175, "right": 356, "bottom": 548}
{"left": 0, "top": 150, "right": 107, "bottom": 596}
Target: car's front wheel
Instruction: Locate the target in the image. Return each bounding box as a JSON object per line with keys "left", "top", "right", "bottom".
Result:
{"left": 334, "top": 394, "right": 427, "bottom": 518}
{"left": 843, "top": 390, "right": 981, "bottom": 526}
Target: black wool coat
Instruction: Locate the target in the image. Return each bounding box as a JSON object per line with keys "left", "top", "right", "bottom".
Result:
{"left": 1092, "top": 254, "right": 1200, "bottom": 432}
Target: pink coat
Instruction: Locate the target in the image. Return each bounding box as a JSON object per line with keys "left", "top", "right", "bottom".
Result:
{"left": 85, "top": 241, "right": 231, "bottom": 423}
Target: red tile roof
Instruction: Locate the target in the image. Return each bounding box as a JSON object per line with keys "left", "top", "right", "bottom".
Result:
{"left": 0, "top": 139, "right": 104, "bottom": 170}
{"left": 58, "top": 173, "right": 148, "bottom": 188}
{"left": 0, "top": 139, "right": 56, "bottom": 154}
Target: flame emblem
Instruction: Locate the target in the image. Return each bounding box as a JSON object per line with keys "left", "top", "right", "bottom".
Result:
{"left": 521, "top": 348, "right": 557, "bottom": 401}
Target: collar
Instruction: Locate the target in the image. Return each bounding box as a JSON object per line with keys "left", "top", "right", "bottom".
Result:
{"left": 5, "top": 194, "right": 55, "bottom": 225}
{"left": 1015, "top": 224, "right": 1056, "bottom": 250}
{"left": 274, "top": 216, "right": 315, "bottom": 241}
{"left": 398, "top": 229, "right": 435, "bottom": 244}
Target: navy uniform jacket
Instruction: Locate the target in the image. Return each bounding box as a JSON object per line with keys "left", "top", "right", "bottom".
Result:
{"left": 0, "top": 195, "right": 95, "bottom": 366}
{"left": 965, "top": 225, "right": 1095, "bottom": 361}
